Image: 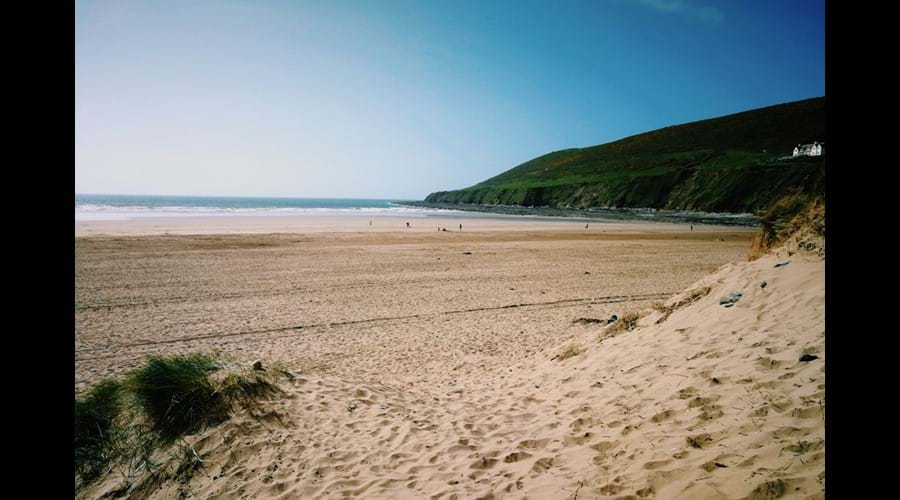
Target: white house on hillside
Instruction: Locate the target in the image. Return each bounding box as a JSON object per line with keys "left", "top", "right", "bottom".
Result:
{"left": 793, "top": 141, "right": 824, "bottom": 157}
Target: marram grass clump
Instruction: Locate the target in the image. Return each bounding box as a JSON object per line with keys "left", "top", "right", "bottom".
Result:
{"left": 126, "top": 354, "right": 228, "bottom": 441}
{"left": 607, "top": 311, "right": 641, "bottom": 335}
{"left": 749, "top": 194, "right": 824, "bottom": 260}
{"left": 652, "top": 286, "right": 712, "bottom": 324}
{"left": 74, "top": 379, "right": 125, "bottom": 481}
{"left": 555, "top": 343, "right": 584, "bottom": 361}
{"left": 605, "top": 310, "right": 645, "bottom": 337}
{"left": 75, "top": 353, "right": 286, "bottom": 489}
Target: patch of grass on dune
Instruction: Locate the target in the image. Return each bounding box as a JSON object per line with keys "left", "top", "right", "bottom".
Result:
{"left": 126, "top": 353, "right": 283, "bottom": 441}
{"left": 75, "top": 380, "right": 125, "bottom": 481}
{"left": 605, "top": 311, "right": 644, "bottom": 337}
{"left": 75, "top": 353, "right": 285, "bottom": 489}
{"left": 126, "top": 354, "right": 229, "bottom": 441}
{"left": 555, "top": 343, "right": 584, "bottom": 361}
{"left": 748, "top": 194, "right": 824, "bottom": 260}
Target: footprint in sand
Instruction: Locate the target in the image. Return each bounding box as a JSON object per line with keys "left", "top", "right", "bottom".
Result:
{"left": 621, "top": 424, "right": 640, "bottom": 436}
{"left": 756, "top": 356, "right": 782, "bottom": 370}
{"left": 503, "top": 478, "right": 525, "bottom": 492}
{"left": 636, "top": 486, "right": 655, "bottom": 498}
{"left": 563, "top": 432, "right": 593, "bottom": 446}
{"left": 701, "top": 461, "right": 729, "bottom": 472}
{"left": 643, "top": 458, "right": 673, "bottom": 470}
{"left": 791, "top": 406, "right": 824, "bottom": 419}
{"left": 747, "top": 478, "right": 800, "bottom": 499}
{"left": 688, "top": 395, "right": 719, "bottom": 408}
{"left": 569, "top": 416, "right": 597, "bottom": 430}
{"left": 697, "top": 405, "right": 724, "bottom": 421}
{"left": 677, "top": 387, "right": 699, "bottom": 399}
{"left": 686, "top": 433, "right": 713, "bottom": 449}
{"left": 590, "top": 441, "right": 617, "bottom": 454}
{"left": 518, "top": 439, "right": 549, "bottom": 450}
{"left": 503, "top": 451, "right": 532, "bottom": 463}
{"left": 599, "top": 483, "right": 625, "bottom": 495}
{"left": 590, "top": 441, "right": 617, "bottom": 464}
{"left": 470, "top": 457, "right": 499, "bottom": 470}
{"left": 651, "top": 409, "right": 675, "bottom": 423}
{"left": 530, "top": 457, "right": 556, "bottom": 474}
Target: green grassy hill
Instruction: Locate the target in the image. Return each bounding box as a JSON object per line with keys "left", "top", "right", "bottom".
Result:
{"left": 424, "top": 97, "right": 824, "bottom": 213}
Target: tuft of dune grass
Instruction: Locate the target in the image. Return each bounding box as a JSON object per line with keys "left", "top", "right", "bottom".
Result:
{"left": 75, "top": 353, "right": 286, "bottom": 490}
{"left": 126, "top": 354, "right": 228, "bottom": 441}
{"left": 555, "top": 344, "right": 583, "bottom": 361}
{"left": 125, "top": 354, "right": 283, "bottom": 441}
{"left": 75, "top": 380, "right": 125, "bottom": 481}
{"left": 652, "top": 286, "right": 711, "bottom": 324}
{"left": 606, "top": 311, "right": 643, "bottom": 336}
{"left": 749, "top": 194, "right": 824, "bottom": 261}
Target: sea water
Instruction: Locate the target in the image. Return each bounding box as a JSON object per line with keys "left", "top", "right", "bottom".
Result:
{"left": 74, "top": 194, "right": 461, "bottom": 221}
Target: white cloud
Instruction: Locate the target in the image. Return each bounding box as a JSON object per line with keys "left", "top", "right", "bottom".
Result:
{"left": 631, "top": 0, "right": 724, "bottom": 24}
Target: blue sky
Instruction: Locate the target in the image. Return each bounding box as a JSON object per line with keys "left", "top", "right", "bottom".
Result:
{"left": 75, "top": 0, "right": 824, "bottom": 199}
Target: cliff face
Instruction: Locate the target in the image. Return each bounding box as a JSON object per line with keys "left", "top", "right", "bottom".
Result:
{"left": 425, "top": 97, "right": 825, "bottom": 214}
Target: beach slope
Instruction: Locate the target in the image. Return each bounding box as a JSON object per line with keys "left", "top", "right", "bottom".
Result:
{"left": 77, "top": 220, "right": 823, "bottom": 499}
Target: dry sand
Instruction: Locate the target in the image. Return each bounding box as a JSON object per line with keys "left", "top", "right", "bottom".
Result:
{"left": 75, "top": 217, "right": 824, "bottom": 499}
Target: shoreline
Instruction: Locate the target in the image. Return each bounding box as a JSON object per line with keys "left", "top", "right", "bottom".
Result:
{"left": 75, "top": 213, "right": 759, "bottom": 237}
{"left": 402, "top": 201, "right": 761, "bottom": 226}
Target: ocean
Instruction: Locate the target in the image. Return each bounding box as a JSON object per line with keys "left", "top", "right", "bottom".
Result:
{"left": 74, "top": 194, "right": 460, "bottom": 221}
{"left": 75, "top": 194, "right": 759, "bottom": 226}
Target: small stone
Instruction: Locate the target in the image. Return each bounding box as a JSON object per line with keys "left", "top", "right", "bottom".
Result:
{"left": 799, "top": 354, "right": 819, "bottom": 362}
{"left": 719, "top": 291, "right": 742, "bottom": 307}
{"left": 774, "top": 261, "right": 791, "bottom": 268}
{"left": 253, "top": 360, "right": 264, "bottom": 371}
{"left": 760, "top": 281, "right": 767, "bottom": 288}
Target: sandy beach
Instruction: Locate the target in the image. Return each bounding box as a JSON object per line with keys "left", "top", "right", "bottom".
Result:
{"left": 75, "top": 216, "right": 824, "bottom": 499}
{"left": 73, "top": 0, "right": 827, "bottom": 495}
{"left": 75, "top": 217, "right": 753, "bottom": 389}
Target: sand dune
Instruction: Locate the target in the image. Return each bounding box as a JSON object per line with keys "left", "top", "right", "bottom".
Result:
{"left": 76, "top": 224, "right": 823, "bottom": 499}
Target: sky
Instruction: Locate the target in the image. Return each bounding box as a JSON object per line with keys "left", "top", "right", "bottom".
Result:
{"left": 75, "top": 0, "right": 825, "bottom": 200}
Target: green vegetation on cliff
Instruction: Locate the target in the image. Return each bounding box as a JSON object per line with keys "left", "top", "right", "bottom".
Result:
{"left": 425, "top": 97, "right": 824, "bottom": 214}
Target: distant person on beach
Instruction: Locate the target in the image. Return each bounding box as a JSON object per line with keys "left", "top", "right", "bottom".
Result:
{"left": 406, "top": 222, "right": 410, "bottom": 228}
{"left": 369, "top": 220, "right": 372, "bottom": 227}
{"left": 690, "top": 224, "right": 693, "bottom": 231}
{"left": 585, "top": 224, "right": 589, "bottom": 229}
{"left": 459, "top": 224, "right": 462, "bottom": 232}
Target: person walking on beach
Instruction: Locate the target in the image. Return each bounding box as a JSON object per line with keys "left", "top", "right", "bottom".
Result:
{"left": 459, "top": 223, "right": 462, "bottom": 232}
{"left": 406, "top": 222, "right": 410, "bottom": 229}
{"left": 690, "top": 224, "right": 693, "bottom": 232}
{"left": 585, "top": 223, "right": 589, "bottom": 229}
